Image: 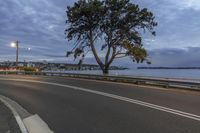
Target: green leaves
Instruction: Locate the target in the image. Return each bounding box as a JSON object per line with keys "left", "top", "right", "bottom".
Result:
{"left": 66, "top": 0, "right": 104, "bottom": 38}
{"left": 122, "top": 40, "right": 147, "bottom": 63}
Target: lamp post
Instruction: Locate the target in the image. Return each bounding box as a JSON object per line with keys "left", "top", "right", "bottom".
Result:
{"left": 11, "top": 40, "right": 19, "bottom": 67}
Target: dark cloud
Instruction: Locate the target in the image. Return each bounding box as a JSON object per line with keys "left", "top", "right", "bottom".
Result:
{"left": 148, "top": 47, "right": 200, "bottom": 67}
{"left": 0, "top": 0, "right": 200, "bottom": 67}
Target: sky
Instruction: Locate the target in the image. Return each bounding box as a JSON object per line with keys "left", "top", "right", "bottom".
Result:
{"left": 0, "top": 0, "right": 200, "bottom": 68}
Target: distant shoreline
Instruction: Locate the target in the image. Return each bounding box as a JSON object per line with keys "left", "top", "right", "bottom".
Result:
{"left": 137, "top": 67, "right": 200, "bottom": 69}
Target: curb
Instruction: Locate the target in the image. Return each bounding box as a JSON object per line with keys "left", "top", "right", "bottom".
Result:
{"left": 0, "top": 95, "right": 28, "bottom": 133}
{"left": 0, "top": 95, "right": 54, "bottom": 133}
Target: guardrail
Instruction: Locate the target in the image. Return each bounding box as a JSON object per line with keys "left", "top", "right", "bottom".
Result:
{"left": 0, "top": 71, "right": 200, "bottom": 91}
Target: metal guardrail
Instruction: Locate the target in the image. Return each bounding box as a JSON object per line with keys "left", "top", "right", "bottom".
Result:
{"left": 0, "top": 71, "right": 200, "bottom": 91}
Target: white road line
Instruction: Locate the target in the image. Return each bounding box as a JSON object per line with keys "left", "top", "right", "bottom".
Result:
{"left": 0, "top": 94, "right": 54, "bottom": 133}
{"left": 0, "top": 78, "right": 200, "bottom": 122}
{"left": 0, "top": 95, "right": 28, "bottom": 133}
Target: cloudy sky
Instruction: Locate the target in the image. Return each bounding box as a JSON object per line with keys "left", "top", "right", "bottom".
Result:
{"left": 0, "top": 0, "right": 200, "bottom": 67}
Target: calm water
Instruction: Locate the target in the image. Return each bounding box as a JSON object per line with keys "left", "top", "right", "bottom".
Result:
{"left": 49, "top": 69, "right": 200, "bottom": 80}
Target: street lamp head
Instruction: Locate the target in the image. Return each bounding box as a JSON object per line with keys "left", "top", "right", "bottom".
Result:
{"left": 11, "top": 42, "right": 17, "bottom": 48}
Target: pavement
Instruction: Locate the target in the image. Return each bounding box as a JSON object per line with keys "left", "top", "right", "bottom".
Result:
{"left": 0, "top": 75, "right": 200, "bottom": 133}
{"left": 0, "top": 101, "right": 21, "bottom": 133}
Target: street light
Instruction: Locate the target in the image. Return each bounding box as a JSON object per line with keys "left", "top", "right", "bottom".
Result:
{"left": 10, "top": 40, "right": 19, "bottom": 67}
{"left": 11, "top": 42, "right": 17, "bottom": 48}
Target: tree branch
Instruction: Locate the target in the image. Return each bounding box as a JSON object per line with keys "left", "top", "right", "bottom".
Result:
{"left": 107, "top": 46, "right": 116, "bottom": 67}
{"left": 89, "top": 30, "right": 104, "bottom": 68}
{"left": 105, "top": 45, "right": 111, "bottom": 65}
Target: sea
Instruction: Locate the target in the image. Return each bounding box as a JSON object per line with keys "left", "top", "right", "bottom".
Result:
{"left": 48, "top": 69, "right": 200, "bottom": 80}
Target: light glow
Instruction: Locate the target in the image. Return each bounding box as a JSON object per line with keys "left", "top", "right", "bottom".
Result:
{"left": 10, "top": 42, "right": 16, "bottom": 48}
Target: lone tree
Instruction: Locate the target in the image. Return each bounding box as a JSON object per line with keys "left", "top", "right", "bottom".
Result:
{"left": 65, "top": 0, "right": 157, "bottom": 74}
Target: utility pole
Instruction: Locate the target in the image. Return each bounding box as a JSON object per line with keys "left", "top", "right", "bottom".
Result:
{"left": 11, "top": 40, "right": 19, "bottom": 67}
{"left": 16, "top": 40, "right": 19, "bottom": 67}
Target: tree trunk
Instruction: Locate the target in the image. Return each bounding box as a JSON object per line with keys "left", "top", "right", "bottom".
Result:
{"left": 102, "top": 65, "right": 109, "bottom": 75}
{"left": 102, "top": 68, "right": 109, "bottom": 75}
{"left": 89, "top": 30, "right": 104, "bottom": 70}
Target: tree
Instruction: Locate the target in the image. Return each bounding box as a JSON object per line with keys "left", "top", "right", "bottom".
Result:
{"left": 65, "top": 0, "right": 157, "bottom": 74}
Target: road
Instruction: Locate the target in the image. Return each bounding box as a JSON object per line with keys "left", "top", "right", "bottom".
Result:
{"left": 0, "top": 75, "right": 200, "bottom": 133}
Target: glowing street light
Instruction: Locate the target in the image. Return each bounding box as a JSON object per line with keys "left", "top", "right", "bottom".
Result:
{"left": 10, "top": 40, "right": 19, "bottom": 67}
{"left": 11, "top": 42, "right": 17, "bottom": 48}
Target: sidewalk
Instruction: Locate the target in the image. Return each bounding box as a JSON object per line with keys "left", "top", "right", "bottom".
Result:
{"left": 0, "top": 101, "right": 21, "bottom": 133}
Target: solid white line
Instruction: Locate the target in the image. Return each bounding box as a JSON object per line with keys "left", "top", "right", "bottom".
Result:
{"left": 0, "top": 94, "right": 54, "bottom": 133}
{"left": 0, "top": 95, "right": 28, "bottom": 133}
{"left": 0, "top": 78, "right": 200, "bottom": 122}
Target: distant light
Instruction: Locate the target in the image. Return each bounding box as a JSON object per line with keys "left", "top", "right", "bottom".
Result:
{"left": 28, "top": 48, "right": 31, "bottom": 51}
{"left": 10, "top": 42, "right": 16, "bottom": 48}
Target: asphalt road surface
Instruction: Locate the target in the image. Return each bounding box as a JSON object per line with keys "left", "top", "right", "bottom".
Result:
{"left": 0, "top": 75, "right": 200, "bottom": 133}
{"left": 0, "top": 101, "right": 21, "bottom": 133}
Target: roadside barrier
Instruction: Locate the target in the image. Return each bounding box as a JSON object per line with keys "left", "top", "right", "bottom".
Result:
{"left": 0, "top": 71, "right": 200, "bottom": 91}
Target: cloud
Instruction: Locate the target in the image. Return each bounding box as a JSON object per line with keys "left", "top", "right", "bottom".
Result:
{"left": 133, "top": 0, "right": 200, "bottom": 50}
{"left": 168, "top": 0, "right": 200, "bottom": 10}
{"left": 0, "top": 0, "right": 200, "bottom": 68}
{"left": 77, "top": 47, "right": 200, "bottom": 68}
{"left": 146, "top": 47, "right": 200, "bottom": 67}
{"left": 0, "top": 0, "right": 70, "bottom": 62}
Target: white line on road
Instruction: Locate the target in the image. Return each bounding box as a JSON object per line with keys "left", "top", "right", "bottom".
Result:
{"left": 0, "top": 78, "right": 200, "bottom": 122}
{"left": 0, "top": 95, "right": 28, "bottom": 133}
{"left": 0, "top": 94, "right": 54, "bottom": 133}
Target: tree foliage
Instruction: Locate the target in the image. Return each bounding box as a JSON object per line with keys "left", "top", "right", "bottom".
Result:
{"left": 65, "top": 0, "right": 157, "bottom": 74}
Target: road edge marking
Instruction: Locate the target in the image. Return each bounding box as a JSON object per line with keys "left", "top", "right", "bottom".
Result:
{"left": 0, "top": 95, "right": 28, "bottom": 133}
{"left": 0, "top": 94, "right": 54, "bottom": 133}
{"left": 1, "top": 78, "right": 200, "bottom": 122}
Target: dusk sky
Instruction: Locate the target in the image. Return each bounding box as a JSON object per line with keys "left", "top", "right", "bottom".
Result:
{"left": 1, "top": 0, "right": 200, "bottom": 68}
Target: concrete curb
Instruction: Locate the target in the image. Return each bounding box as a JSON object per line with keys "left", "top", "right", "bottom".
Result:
{"left": 0, "top": 95, "right": 54, "bottom": 133}
{"left": 23, "top": 114, "right": 54, "bottom": 133}
{"left": 0, "top": 95, "right": 28, "bottom": 133}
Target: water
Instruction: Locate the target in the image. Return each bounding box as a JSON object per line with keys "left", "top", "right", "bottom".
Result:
{"left": 46, "top": 69, "right": 200, "bottom": 80}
